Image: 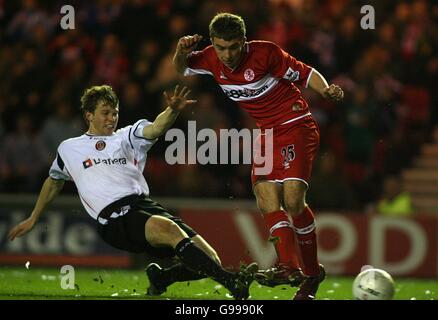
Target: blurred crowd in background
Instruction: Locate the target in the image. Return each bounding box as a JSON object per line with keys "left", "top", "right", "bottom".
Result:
{"left": 0, "top": 0, "right": 436, "bottom": 212}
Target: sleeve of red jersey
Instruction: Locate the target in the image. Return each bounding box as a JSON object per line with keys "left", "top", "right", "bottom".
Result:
{"left": 268, "top": 42, "right": 313, "bottom": 88}
{"left": 183, "top": 49, "right": 213, "bottom": 77}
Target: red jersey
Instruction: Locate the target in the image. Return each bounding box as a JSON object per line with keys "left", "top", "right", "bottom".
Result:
{"left": 185, "top": 40, "right": 313, "bottom": 129}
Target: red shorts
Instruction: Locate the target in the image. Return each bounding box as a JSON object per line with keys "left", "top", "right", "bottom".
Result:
{"left": 251, "top": 116, "right": 320, "bottom": 187}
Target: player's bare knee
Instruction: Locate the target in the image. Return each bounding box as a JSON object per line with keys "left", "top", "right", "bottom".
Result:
{"left": 284, "top": 199, "right": 305, "bottom": 217}
{"left": 146, "top": 216, "right": 186, "bottom": 246}
{"left": 145, "top": 216, "right": 166, "bottom": 244}
{"left": 257, "top": 200, "right": 279, "bottom": 214}
{"left": 254, "top": 182, "right": 281, "bottom": 214}
{"left": 283, "top": 181, "right": 307, "bottom": 217}
{"left": 255, "top": 192, "right": 281, "bottom": 213}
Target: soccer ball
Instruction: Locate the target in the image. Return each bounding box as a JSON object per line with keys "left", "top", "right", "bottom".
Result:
{"left": 352, "top": 268, "right": 395, "bottom": 300}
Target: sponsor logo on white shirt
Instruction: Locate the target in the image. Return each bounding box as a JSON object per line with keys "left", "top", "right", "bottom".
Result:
{"left": 82, "top": 157, "right": 127, "bottom": 169}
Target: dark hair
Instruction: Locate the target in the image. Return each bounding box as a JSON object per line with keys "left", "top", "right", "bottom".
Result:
{"left": 80, "top": 85, "right": 119, "bottom": 119}
{"left": 209, "top": 13, "right": 246, "bottom": 41}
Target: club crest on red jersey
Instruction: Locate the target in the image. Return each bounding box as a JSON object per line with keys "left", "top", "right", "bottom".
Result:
{"left": 244, "top": 68, "right": 255, "bottom": 81}
{"left": 95, "top": 140, "right": 106, "bottom": 151}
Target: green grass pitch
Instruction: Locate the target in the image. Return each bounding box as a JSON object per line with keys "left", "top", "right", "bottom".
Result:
{"left": 0, "top": 267, "right": 436, "bottom": 300}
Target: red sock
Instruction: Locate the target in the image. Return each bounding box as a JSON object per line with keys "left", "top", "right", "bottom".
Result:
{"left": 263, "top": 210, "right": 300, "bottom": 270}
{"left": 292, "top": 206, "right": 320, "bottom": 276}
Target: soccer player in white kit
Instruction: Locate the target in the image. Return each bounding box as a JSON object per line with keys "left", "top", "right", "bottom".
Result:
{"left": 8, "top": 84, "right": 257, "bottom": 299}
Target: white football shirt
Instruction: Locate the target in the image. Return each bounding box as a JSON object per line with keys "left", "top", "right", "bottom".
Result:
{"left": 49, "top": 119, "right": 157, "bottom": 220}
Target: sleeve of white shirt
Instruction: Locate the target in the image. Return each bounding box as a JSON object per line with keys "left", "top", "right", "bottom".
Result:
{"left": 49, "top": 150, "right": 72, "bottom": 181}
{"left": 117, "top": 119, "right": 158, "bottom": 172}
{"left": 118, "top": 119, "right": 158, "bottom": 153}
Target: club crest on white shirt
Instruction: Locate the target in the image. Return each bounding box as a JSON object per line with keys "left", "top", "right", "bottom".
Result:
{"left": 95, "top": 140, "right": 106, "bottom": 151}
{"left": 244, "top": 68, "right": 255, "bottom": 81}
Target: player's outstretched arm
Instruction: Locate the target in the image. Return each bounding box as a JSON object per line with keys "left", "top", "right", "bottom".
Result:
{"left": 308, "top": 69, "right": 344, "bottom": 102}
{"left": 143, "top": 85, "right": 197, "bottom": 140}
{"left": 173, "top": 34, "right": 203, "bottom": 74}
{"left": 7, "top": 177, "right": 65, "bottom": 241}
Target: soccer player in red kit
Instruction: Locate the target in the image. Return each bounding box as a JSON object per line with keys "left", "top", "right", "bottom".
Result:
{"left": 173, "top": 13, "right": 344, "bottom": 300}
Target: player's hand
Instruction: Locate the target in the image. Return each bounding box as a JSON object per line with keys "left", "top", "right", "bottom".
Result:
{"left": 164, "top": 85, "right": 197, "bottom": 112}
{"left": 176, "top": 34, "right": 203, "bottom": 55}
{"left": 7, "top": 217, "right": 36, "bottom": 241}
{"left": 323, "top": 84, "right": 344, "bottom": 102}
